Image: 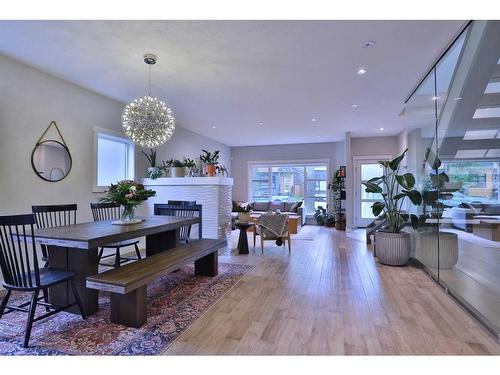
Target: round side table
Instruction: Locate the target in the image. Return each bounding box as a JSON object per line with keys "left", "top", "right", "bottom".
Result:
{"left": 235, "top": 221, "right": 254, "bottom": 254}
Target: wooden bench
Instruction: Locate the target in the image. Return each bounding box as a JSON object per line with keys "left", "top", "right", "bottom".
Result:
{"left": 86, "top": 238, "right": 226, "bottom": 327}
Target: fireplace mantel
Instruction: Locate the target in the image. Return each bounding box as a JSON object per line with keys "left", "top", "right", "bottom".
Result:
{"left": 140, "top": 177, "right": 233, "bottom": 246}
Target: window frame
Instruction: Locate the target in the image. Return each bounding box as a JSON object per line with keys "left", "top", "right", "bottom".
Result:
{"left": 247, "top": 159, "right": 330, "bottom": 215}
{"left": 93, "top": 127, "right": 135, "bottom": 192}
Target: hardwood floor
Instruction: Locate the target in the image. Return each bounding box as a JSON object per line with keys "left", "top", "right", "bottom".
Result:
{"left": 163, "top": 227, "right": 500, "bottom": 355}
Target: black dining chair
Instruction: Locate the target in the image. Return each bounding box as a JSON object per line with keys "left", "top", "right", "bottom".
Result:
{"left": 0, "top": 214, "right": 86, "bottom": 348}
{"left": 32, "top": 204, "right": 78, "bottom": 268}
{"left": 154, "top": 201, "right": 202, "bottom": 243}
{"left": 90, "top": 203, "right": 142, "bottom": 267}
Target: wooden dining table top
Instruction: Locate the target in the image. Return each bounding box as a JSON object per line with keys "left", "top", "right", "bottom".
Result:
{"left": 30, "top": 215, "right": 200, "bottom": 249}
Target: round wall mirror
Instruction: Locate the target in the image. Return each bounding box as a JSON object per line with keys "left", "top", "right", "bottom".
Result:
{"left": 31, "top": 140, "right": 72, "bottom": 182}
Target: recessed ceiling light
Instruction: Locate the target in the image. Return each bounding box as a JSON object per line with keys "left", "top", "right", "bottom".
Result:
{"left": 361, "top": 41, "right": 376, "bottom": 48}
{"left": 379, "top": 127, "right": 384, "bottom": 131}
{"left": 455, "top": 149, "right": 488, "bottom": 159}
{"left": 357, "top": 68, "right": 367, "bottom": 75}
{"left": 317, "top": 135, "right": 321, "bottom": 138}
{"left": 352, "top": 104, "right": 359, "bottom": 108}
{"left": 311, "top": 118, "right": 317, "bottom": 122}
{"left": 211, "top": 126, "right": 217, "bottom": 129}
{"left": 258, "top": 122, "right": 264, "bottom": 125}
{"left": 463, "top": 129, "right": 499, "bottom": 140}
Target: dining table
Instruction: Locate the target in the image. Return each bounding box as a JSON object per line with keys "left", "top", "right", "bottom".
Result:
{"left": 30, "top": 215, "right": 200, "bottom": 316}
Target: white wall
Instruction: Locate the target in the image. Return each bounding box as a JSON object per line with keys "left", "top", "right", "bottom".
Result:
{"left": 0, "top": 54, "right": 126, "bottom": 222}
{"left": 0, "top": 53, "right": 232, "bottom": 222}
{"left": 230, "top": 141, "right": 346, "bottom": 202}
{"left": 350, "top": 136, "right": 399, "bottom": 157}
{"left": 137, "top": 126, "right": 231, "bottom": 178}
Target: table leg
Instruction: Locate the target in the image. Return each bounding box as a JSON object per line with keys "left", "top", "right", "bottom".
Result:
{"left": 110, "top": 287, "right": 147, "bottom": 328}
{"left": 145, "top": 228, "right": 179, "bottom": 256}
{"left": 195, "top": 251, "right": 218, "bottom": 276}
{"left": 47, "top": 245, "right": 98, "bottom": 316}
{"left": 238, "top": 229, "right": 249, "bottom": 254}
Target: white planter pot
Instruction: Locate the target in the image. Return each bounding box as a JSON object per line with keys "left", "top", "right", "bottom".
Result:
{"left": 171, "top": 167, "right": 185, "bottom": 177}
{"left": 238, "top": 212, "right": 250, "bottom": 223}
{"left": 375, "top": 231, "right": 411, "bottom": 266}
{"left": 416, "top": 230, "right": 458, "bottom": 269}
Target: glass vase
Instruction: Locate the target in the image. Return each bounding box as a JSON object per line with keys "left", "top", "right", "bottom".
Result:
{"left": 121, "top": 205, "right": 136, "bottom": 222}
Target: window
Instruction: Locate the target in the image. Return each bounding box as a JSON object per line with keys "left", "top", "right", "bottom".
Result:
{"left": 248, "top": 161, "right": 329, "bottom": 214}
{"left": 94, "top": 129, "right": 135, "bottom": 190}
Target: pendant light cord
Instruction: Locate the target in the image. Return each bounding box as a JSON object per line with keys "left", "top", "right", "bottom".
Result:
{"left": 148, "top": 64, "right": 152, "bottom": 96}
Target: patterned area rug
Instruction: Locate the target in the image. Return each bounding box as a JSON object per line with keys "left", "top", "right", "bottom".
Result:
{"left": 0, "top": 263, "right": 252, "bottom": 355}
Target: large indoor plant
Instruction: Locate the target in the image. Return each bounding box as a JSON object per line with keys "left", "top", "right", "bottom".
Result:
{"left": 100, "top": 180, "right": 156, "bottom": 223}
{"left": 418, "top": 147, "right": 459, "bottom": 269}
{"left": 200, "top": 149, "right": 219, "bottom": 176}
{"left": 142, "top": 148, "right": 162, "bottom": 179}
{"left": 362, "top": 149, "right": 422, "bottom": 266}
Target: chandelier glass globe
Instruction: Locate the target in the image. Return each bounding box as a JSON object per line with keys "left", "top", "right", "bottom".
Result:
{"left": 122, "top": 53, "right": 175, "bottom": 148}
{"left": 122, "top": 95, "right": 175, "bottom": 148}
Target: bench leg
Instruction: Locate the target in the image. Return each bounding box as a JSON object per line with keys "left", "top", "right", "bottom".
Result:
{"left": 194, "top": 251, "right": 218, "bottom": 276}
{"left": 110, "top": 286, "right": 147, "bottom": 328}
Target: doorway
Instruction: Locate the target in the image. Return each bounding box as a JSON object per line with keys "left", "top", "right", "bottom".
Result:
{"left": 353, "top": 156, "right": 390, "bottom": 227}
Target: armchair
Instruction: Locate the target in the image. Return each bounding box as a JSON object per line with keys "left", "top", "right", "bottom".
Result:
{"left": 253, "top": 213, "right": 291, "bottom": 253}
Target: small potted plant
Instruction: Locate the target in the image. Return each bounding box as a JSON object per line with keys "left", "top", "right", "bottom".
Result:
{"left": 362, "top": 149, "right": 423, "bottom": 266}
{"left": 200, "top": 149, "right": 220, "bottom": 176}
{"left": 142, "top": 148, "right": 162, "bottom": 179}
{"left": 170, "top": 159, "right": 186, "bottom": 177}
{"left": 183, "top": 157, "right": 197, "bottom": 177}
{"left": 216, "top": 164, "right": 229, "bottom": 177}
{"left": 100, "top": 180, "right": 156, "bottom": 224}
{"left": 236, "top": 203, "right": 252, "bottom": 223}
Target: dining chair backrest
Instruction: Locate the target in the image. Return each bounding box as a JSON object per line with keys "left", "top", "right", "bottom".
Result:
{"left": 90, "top": 202, "right": 122, "bottom": 222}
{"left": 0, "top": 214, "right": 41, "bottom": 288}
{"left": 154, "top": 202, "right": 202, "bottom": 241}
{"left": 31, "top": 204, "right": 78, "bottom": 229}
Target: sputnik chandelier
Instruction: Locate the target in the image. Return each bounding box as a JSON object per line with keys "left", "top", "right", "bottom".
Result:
{"left": 122, "top": 53, "right": 175, "bottom": 148}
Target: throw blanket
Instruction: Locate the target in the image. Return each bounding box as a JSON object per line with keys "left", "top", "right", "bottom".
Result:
{"left": 257, "top": 213, "right": 288, "bottom": 237}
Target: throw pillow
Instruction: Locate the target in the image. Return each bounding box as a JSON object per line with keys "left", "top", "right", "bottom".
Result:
{"left": 253, "top": 202, "right": 269, "bottom": 212}
{"left": 269, "top": 201, "right": 285, "bottom": 212}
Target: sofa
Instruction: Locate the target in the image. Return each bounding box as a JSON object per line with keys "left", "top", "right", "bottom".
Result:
{"left": 446, "top": 203, "right": 500, "bottom": 232}
{"left": 231, "top": 200, "right": 306, "bottom": 229}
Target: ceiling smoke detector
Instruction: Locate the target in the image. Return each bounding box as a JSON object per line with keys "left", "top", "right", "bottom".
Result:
{"left": 143, "top": 53, "right": 157, "bottom": 65}
{"left": 361, "top": 41, "right": 376, "bottom": 48}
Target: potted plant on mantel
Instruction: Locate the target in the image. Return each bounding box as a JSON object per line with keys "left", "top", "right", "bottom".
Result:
{"left": 362, "top": 149, "right": 423, "bottom": 266}
{"left": 200, "top": 149, "right": 220, "bottom": 176}
{"left": 142, "top": 148, "right": 163, "bottom": 179}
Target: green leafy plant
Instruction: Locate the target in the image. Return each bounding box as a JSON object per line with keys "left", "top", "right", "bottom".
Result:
{"left": 100, "top": 180, "right": 156, "bottom": 208}
{"left": 183, "top": 158, "right": 196, "bottom": 169}
{"left": 362, "top": 149, "right": 423, "bottom": 233}
{"left": 216, "top": 164, "right": 228, "bottom": 176}
{"left": 147, "top": 168, "right": 163, "bottom": 179}
{"left": 314, "top": 206, "right": 327, "bottom": 225}
{"left": 200, "top": 150, "right": 220, "bottom": 165}
{"left": 141, "top": 148, "right": 157, "bottom": 168}
{"left": 422, "top": 148, "right": 461, "bottom": 218}
{"left": 324, "top": 213, "right": 335, "bottom": 227}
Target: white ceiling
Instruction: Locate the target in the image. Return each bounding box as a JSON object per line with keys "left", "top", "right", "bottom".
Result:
{"left": 0, "top": 20, "right": 465, "bottom": 146}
